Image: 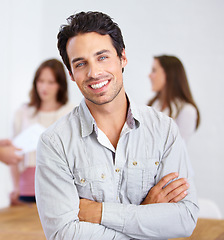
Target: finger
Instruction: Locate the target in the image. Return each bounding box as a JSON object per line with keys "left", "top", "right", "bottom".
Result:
{"left": 162, "top": 178, "right": 188, "bottom": 196}
{"left": 16, "top": 155, "right": 23, "bottom": 162}
{"left": 10, "top": 156, "right": 23, "bottom": 164}
{"left": 167, "top": 183, "right": 189, "bottom": 202}
{"left": 0, "top": 139, "right": 12, "bottom": 146}
{"left": 156, "top": 172, "right": 179, "bottom": 190}
{"left": 169, "top": 190, "right": 188, "bottom": 203}
{"left": 5, "top": 140, "right": 12, "bottom": 145}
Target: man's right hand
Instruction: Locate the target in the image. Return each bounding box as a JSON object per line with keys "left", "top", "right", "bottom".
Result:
{"left": 141, "top": 172, "right": 189, "bottom": 205}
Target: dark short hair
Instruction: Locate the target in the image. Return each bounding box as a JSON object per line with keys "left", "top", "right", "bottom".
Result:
{"left": 29, "top": 59, "right": 68, "bottom": 110}
{"left": 57, "top": 11, "right": 125, "bottom": 73}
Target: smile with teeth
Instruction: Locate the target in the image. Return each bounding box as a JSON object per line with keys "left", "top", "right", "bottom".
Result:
{"left": 90, "top": 80, "right": 109, "bottom": 89}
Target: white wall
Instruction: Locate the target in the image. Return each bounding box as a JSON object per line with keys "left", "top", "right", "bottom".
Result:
{"left": 0, "top": 0, "right": 224, "bottom": 216}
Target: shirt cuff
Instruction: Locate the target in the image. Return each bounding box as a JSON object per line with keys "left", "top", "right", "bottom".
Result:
{"left": 101, "top": 202, "right": 126, "bottom": 232}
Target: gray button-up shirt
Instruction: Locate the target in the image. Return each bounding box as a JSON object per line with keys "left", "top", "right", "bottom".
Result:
{"left": 35, "top": 98, "right": 198, "bottom": 240}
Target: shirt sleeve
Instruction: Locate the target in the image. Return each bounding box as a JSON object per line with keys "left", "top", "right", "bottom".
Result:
{"left": 35, "top": 133, "right": 130, "bottom": 240}
{"left": 101, "top": 121, "right": 199, "bottom": 239}
{"left": 175, "top": 104, "right": 197, "bottom": 143}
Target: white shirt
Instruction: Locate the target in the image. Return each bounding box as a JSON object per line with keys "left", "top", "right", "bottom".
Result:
{"left": 152, "top": 100, "right": 197, "bottom": 142}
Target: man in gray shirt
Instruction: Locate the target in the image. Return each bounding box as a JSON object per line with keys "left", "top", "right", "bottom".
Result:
{"left": 35, "top": 11, "right": 198, "bottom": 240}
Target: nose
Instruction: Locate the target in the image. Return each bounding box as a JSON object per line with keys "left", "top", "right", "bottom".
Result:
{"left": 38, "top": 81, "right": 48, "bottom": 92}
{"left": 40, "top": 82, "right": 47, "bottom": 89}
{"left": 87, "top": 62, "right": 102, "bottom": 79}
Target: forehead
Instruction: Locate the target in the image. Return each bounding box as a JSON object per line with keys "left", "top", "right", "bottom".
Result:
{"left": 39, "top": 67, "right": 54, "bottom": 77}
{"left": 153, "top": 59, "right": 163, "bottom": 69}
{"left": 66, "top": 32, "right": 116, "bottom": 58}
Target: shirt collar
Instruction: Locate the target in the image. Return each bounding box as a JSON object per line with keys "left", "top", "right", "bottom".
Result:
{"left": 79, "top": 99, "right": 98, "bottom": 138}
{"left": 78, "top": 94, "right": 140, "bottom": 138}
{"left": 126, "top": 94, "right": 141, "bottom": 128}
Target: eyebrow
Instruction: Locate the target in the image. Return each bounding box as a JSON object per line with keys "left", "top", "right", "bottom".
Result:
{"left": 95, "top": 49, "right": 110, "bottom": 56}
{"left": 71, "top": 57, "right": 85, "bottom": 64}
{"left": 71, "top": 49, "right": 110, "bottom": 64}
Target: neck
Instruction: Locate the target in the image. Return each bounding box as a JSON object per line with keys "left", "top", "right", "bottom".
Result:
{"left": 86, "top": 89, "right": 128, "bottom": 148}
{"left": 39, "top": 100, "right": 62, "bottom": 112}
{"left": 158, "top": 90, "right": 167, "bottom": 110}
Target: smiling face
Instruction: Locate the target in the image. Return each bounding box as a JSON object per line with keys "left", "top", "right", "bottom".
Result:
{"left": 36, "top": 67, "right": 60, "bottom": 103}
{"left": 66, "top": 32, "right": 127, "bottom": 106}
{"left": 149, "top": 59, "right": 166, "bottom": 93}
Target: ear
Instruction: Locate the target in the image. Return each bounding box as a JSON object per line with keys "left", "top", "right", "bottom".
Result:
{"left": 121, "top": 49, "right": 128, "bottom": 68}
{"left": 69, "top": 71, "right": 75, "bottom": 82}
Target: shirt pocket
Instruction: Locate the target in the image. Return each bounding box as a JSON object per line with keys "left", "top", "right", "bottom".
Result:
{"left": 127, "top": 158, "right": 159, "bottom": 204}
{"left": 73, "top": 165, "right": 111, "bottom": 202}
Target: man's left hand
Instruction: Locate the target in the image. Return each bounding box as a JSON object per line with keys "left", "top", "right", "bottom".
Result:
{"left": 78, "top": 199, "right": 102, "bottom": 224}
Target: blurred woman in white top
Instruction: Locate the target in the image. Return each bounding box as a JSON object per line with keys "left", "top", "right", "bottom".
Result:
{"left": 10, "top": 59, "right": 74, "bottom": 204}
{"left": 148, "top": 55, "right": 200, "bottom": 142}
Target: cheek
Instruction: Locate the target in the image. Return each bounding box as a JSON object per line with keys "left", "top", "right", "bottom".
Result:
{"left": 106, "top": 62, "right": 123, "bottom": 78}
{"left": 50, "top": 84, "right": 60, "bottom": 95}
{"left": 72, "top": 70, "right": 84, "bottom": 83}
{"left": 71, "top": 73, "right": 87, "bottom": 93}
{"left": 160, "top": 75, "right": 166, "bottom": 87}
{"left": 36, "top": 82, "right": 42, "bottom": 92}
{"left": 155, "top": 77, "right": 166, "bottom": 91}
{"left": 54, "top": 85, "right": 60, "bottom": 93}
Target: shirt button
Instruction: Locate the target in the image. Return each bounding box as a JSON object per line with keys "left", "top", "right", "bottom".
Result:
{"left": 133, "top": 161, "right": 137, "bottom": 166}
{"left": 115, "top": 168, "right": 120, "bottom": 172}
{"left": 155, "top": 161, "right": 159, "bottom": 166}
{"left": 80, "top": 178, "right": 85, "bottom": 183}
{"left": 101, "top": 174, "right": 106, "bottom": 179}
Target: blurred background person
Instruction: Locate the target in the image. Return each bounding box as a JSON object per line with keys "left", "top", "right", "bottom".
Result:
{"left": 148, "top": 55, "right": 200, "bottom": 142}
{"left": 10, "top": 59, "right": 74, "bottom": 204}
{"left": 0, "top": 139, "right": 22, "bottom": 208}
{"left": 0, "top": 139, "right": 22, "bottom": 165}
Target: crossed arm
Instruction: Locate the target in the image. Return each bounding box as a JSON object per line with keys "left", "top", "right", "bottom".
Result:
{"left": 78, "top": 172, "right": 189, "bottom": 224}
{"left": 36, "top": 130, "right": 198, "bottom": 239}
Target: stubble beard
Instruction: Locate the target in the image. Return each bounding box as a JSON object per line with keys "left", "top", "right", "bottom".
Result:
{"left": 85, "top": 82, "right": 123, "bottom": 106}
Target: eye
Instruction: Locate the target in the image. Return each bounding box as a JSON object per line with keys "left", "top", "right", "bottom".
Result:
{"left": 49, "top": 80, "right": 56, "bottom": 85}
{"left": 99, "top": 56, "right": 107, "bottom": 61}
{"left": 75, "top": 62, "right": 85, "bottom": 68}
{"left": 37, "top": 79, "right": 44, "bottom": 83}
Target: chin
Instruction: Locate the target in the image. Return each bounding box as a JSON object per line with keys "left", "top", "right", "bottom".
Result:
{"left": 151, "top": 87, "right": 156, "bottom": 92}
